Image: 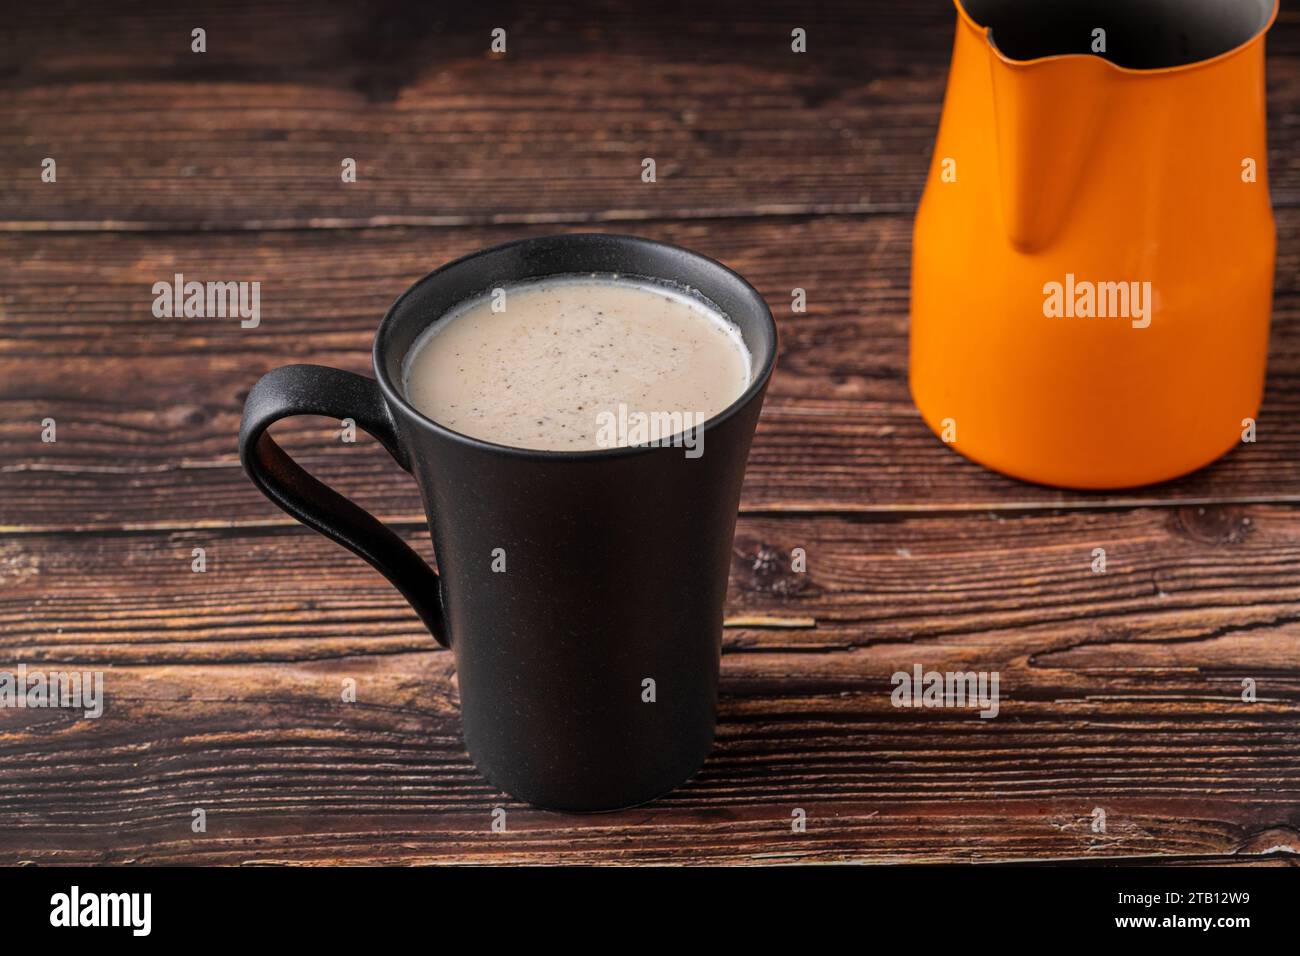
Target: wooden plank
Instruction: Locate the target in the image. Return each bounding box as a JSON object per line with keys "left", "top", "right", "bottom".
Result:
{"left": 2, "top": 215, "right": 1298, "bottom": 530}
{"left": 2, "top": 1, "right": 1298, "bottom": 229}
{"left": 1, "top": 668, "right": 1295, "bottom": 865}
{"left": 5, "top": 509, "right": 1300, "bottom": 668}
{"left": 1, "top": 508, "right": 1296, "bottom": 862}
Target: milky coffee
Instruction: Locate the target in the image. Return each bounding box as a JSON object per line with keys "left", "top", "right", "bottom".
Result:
{"left": 402, "top": 275, "right": 752, "bottom": 452}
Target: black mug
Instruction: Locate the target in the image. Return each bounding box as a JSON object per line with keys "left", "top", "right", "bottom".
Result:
{"left": 238, "top": 234, "right": 777, "bottom": 811}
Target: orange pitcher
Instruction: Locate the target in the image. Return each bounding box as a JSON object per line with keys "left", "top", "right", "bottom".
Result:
{"left": 910, "top": 0, "right": 1279, "bottom": 489}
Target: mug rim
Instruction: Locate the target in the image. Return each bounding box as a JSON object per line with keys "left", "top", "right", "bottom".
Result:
{"left": 372, "top": 232, "right": 779, "bottom": 461}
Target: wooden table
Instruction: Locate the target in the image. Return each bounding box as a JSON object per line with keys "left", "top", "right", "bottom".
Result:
{"left": 2, "top": 1, "right": 1298, "bottom": 865}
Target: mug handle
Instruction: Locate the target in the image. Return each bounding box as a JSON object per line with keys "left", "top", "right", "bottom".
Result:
{"left": 238, "top": 364, "right": 448, "bottom": 647}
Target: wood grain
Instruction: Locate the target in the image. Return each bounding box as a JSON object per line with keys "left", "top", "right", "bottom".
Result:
{"left": 5, "top": 508, "right": 1300, "bottom": 671}
{"left": 2, "top": 214, "right": 1298, "bottom": 532}
{"left": 2, "top": 508, "right": 1298, "bottom": 863}
{"left": 2, "top": 0, "right": 1298, "bottom": 866}
{"left": 2, "top": 658, "right": 1296, "bottom": 864}
{"left": 2, "top": 0, "right": 1298, "bottom": 230}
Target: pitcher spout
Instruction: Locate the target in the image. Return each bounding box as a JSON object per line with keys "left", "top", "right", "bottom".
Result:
{"left": 951, "top": 0, "right": 1280, "bottom": 253}
{"left": 986, "top": 54, "right": 1112, "bottom": 254}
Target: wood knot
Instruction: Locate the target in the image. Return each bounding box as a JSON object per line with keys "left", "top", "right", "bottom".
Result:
{"left": 1170, "top": 505, "right": 1253, "bottom": 546}
{"left": 163, "top": 404, "right": 209, "bottom": 429}
{"left": 731, "top": 538, "right": 814, "bottom": 598}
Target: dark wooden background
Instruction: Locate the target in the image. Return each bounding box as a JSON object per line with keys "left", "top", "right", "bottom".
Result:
{"left": 2, "top": 0, "right": 1298, "bottom": 865}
